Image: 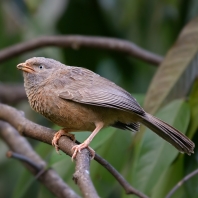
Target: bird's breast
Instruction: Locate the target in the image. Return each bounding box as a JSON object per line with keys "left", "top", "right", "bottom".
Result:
{"left": 25, "top": 86, "right": 99, "bottom": 131}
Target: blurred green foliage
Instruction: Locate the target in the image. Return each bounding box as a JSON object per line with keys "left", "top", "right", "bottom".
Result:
{"left": 0, "top": 0, "right": 198, "bottom": 198}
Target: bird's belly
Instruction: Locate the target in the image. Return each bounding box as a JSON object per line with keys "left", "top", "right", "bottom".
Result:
{"left": 41, "top": 99, "right": 97, "bottom": 131}
{"left": 27, "top": 89, "right": 140, "bottom": 132}
{"left": 41, "top": 101, "right": 140, "bottom": 131}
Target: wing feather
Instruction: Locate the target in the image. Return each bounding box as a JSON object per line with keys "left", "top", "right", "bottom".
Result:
{"left": 57, "top": 67, "right": 145, "bottom": 115}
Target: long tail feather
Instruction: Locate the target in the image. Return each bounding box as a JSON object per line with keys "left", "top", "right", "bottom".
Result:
{"left": 140, "top": 113, "right": 194, "bottom": 155}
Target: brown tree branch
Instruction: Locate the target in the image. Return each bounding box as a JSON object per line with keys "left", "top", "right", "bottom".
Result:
{"left": 6, "top": 151, "right": 47, "bottom": 180}
{"left": 7, "top": 151, "right": 43, "bottom": 172}
{"left": 0, "top": 104, "right": 98, "bottom": 198}
{"left": 0, "top": 35, "right": 163, "bottom": 65}
{"left": 73, "top": 149, "right": 100, "bottom": 198}
{"left": 0, "top": 83, "right": 26, "bottom": 104}
{"left": 0, "top": 120, "right": 80, "bottom": 198}
{"left": 166, "top": 168, "right": 198, "bottom": 198}
{"left": 0, "top": 103, "right": 148, "bottom": 198}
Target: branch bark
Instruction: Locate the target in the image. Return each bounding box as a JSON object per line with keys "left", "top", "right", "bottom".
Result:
{"left": 0, "top": 35, "right": 163, "bottom": 65}
{"left": 0, "top": 103, "right": 99, "bottom": 198}
{"left": 0, "top": 120, "right": 80, "bottom": 198}
{"left": 73, "top": 149, "right": 100, "bottom": 198}
{"left": 0, "top": 103, "right": 148, "bottom": 198}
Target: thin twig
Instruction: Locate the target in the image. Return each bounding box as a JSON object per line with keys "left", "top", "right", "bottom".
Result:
{"left": 6, "top": 151, "right": 47, "bottom": 180}
{"left": 0, "top": 35, "right": 163, "bottom": 65}
{"left": 0, "top": 120, "right": 80, "bottom": 198}
{"left": 6, "top": 151, "right": 43, "bottom": 172}
{"left": 94, "top": 153, "right": 149, "bottom": 198}
{"left": 0, "top": 103, "right": 148, "bottom": 198}
{"left": 166, "top": 168, "right": 198, "bottom": 198}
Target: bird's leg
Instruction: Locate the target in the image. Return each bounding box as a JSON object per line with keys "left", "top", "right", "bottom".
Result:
{"left": 72, "top": 122, "right": 104, "bottom": 160}
{"left": 52, "top": 128, "right": 75, "bottom": 154}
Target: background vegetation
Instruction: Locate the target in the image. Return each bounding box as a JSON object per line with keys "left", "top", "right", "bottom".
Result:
{"left": 0, "top": 0, "right": 198, "bottom": 197}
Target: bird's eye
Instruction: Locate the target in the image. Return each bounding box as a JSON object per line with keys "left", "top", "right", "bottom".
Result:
{"left": 39, "top": 65, "right": 44, "bottom": 69}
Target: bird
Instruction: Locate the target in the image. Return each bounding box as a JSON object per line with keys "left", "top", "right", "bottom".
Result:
{"left": 17, "top": 57, "right": 195, "bottom": 160}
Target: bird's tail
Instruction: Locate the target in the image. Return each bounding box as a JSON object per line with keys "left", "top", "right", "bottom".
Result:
{"left": 140, "top": 113, "right": 195, "bottom": 155}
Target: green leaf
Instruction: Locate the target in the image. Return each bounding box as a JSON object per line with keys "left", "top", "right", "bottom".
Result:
{"left": 183, "top": 131, "right": 198, "bottom": 198}
{"left": 130, "top": 99, "right": 190, "bottom": 195}
{"left": 144, "top": 17, "right": 198, "bottom": 114}
{"left": 34, "top": 142, "right": 53, "bottom": 159}
{"left": 152, "top": 155, "right": 187, "bottom": 198}
{"left": 188, "top": 78, "right": 198, "bottom": 138}
{"left": 90, "top": 127, "right": 117, "bottom": 150}
{"left": 12, "top": 169, "right": 39, "bottom": 198}
{"left": 38, "top": 184, "right": 55, "bottom": 198}
{"left": 131, "top": 93, "right": 145, "bottom": 107}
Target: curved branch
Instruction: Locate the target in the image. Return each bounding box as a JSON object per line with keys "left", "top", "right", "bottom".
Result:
{"left": 0, "top": 104, "right": 98, "bottom": 198}
{"left": 166, "top": 168, "right": 198, "bottom": 198}
{"left": 0, "top": 120, "right": 80, "bottom": 198}
{"left": 0, "top": 103, "right": 148, "bottom": 198}
{"left": 7, "top": 151, "right": 43, "bottom": 172}
{"left": 0, "top": 35, "right": 163, "bottom": 65}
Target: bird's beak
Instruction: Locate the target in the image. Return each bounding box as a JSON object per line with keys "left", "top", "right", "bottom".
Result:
{"left": 17, "top": 63, "right": 35, "bottom": 73}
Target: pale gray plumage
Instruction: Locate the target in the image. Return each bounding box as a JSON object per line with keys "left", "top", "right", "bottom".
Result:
{"left": 17, "top": 57, "right": 195, "bottom": 158}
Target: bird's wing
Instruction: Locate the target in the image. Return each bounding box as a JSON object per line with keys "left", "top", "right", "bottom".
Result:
{"left": 57, "top": 66, "right": 145, "bottom": 115}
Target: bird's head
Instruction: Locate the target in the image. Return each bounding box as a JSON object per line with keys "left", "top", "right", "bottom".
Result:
{"left": 17, "top": 57, "right": 64, "bottom": 87}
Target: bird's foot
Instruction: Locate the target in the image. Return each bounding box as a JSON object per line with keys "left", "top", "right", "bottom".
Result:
{"left": 52, "top": 129, "right": 75, "bottom": 154}
{"left": 71, "top": 143, "right": 95, "bottom": 161}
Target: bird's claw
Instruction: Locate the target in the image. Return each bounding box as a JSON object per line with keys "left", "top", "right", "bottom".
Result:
{"left": 71, "top": 143, "right": 95, "bottom": 161}
{"left": 52, "top": 130, "right": 76, "bottom": 154}
{"left": 52, "top": 136, "right": 60, "bottom": 154}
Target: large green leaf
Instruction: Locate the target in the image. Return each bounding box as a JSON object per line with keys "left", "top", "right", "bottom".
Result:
{"left": 12, "top": 169, "right": 39, "bottom": 198}
{"left": 152, "top": 155, "right": 187, "bottom": 198}
{"left": 144, "top": 17, "right": 198, "bottom": 114}
{"left": 183, "top": 131, "right": 198, "bottom": 198}
{"left": 130, "top": 99, "right": 190, "bottom": 196}
{"left": 188, "top": 78, "right": 198, "bottom": 139}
